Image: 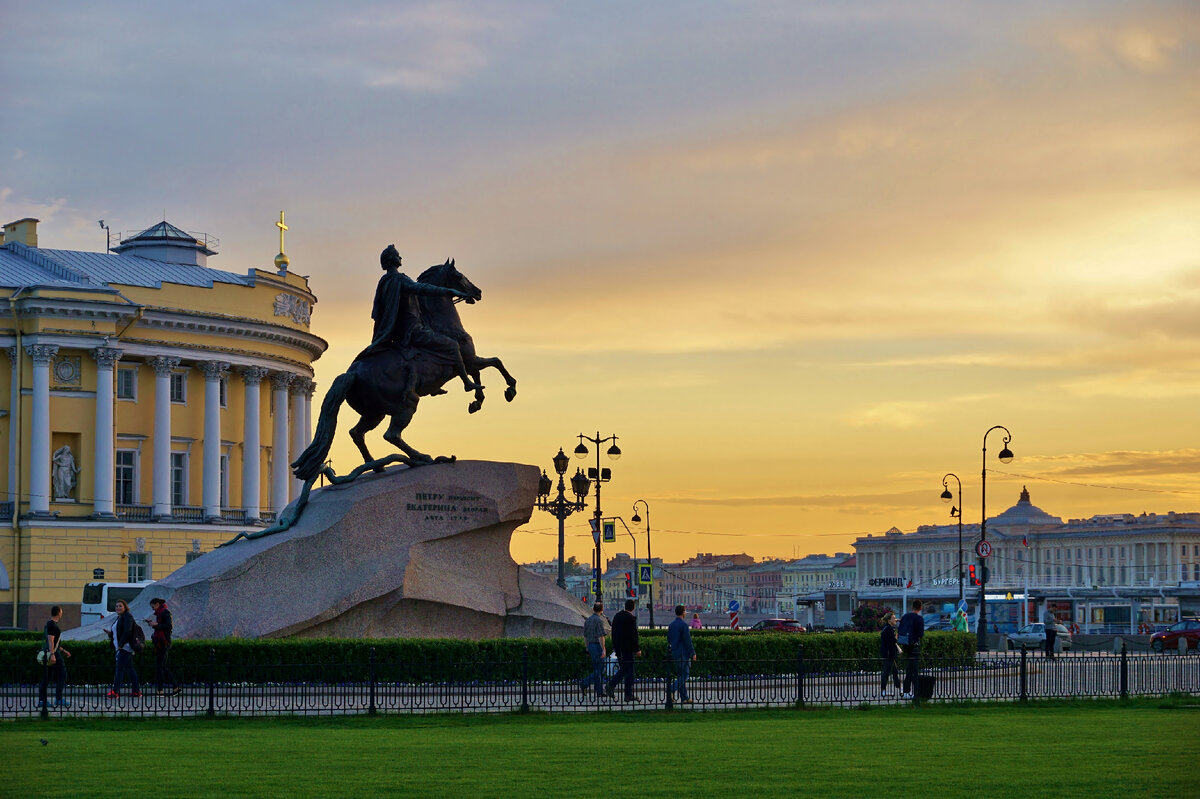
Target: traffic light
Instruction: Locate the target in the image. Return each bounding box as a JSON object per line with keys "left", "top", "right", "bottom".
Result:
{"left": 969, "top": 564, "right": 980, "bottom": 586}
{"left": 624, "top": 572, "right": 634, "bottom": 597}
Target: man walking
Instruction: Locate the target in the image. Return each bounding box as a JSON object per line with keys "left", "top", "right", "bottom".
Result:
{"left": 1043, "top": 605, "right": 1058, "bottom": 659}
{"left": 897, "top": 599, "right": 925, "bottom": 699}
{"left": 604, "top": 599, "right": 641, "bottom": 702}
{"left": 37, "top": 606, "right": 71, "bottom": 708}
{"left": 667, "top": 604, "right": 697, "bottom": 704}
{"left": 579, "top": 602, "right": 610, "bottom": 699}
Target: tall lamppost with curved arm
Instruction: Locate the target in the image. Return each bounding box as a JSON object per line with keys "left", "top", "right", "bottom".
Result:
{"left": 632, "top": 499, "right": 653, "bottom": 629}
{"left": 940, "top": 473, "right": 964, "bottom": 607}
{"left": 535, "top": 447, "right": 591, "bottom": 590}
{"left": 575, "top": 432, "right": 621, "bottom": 604}
{"left": 978, "top": 425, "right": 1014, "bottom": 652}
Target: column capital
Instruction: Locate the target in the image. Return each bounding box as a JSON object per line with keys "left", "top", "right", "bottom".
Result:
{"left": 238, "top": 365, "right": 269, "bottom": 386}
{"left": 91, "top": 347, "right": 124, "bottom": 369}
{"left": 24, "top": 343, "right": 59, "bottom": 366}
{"left": 289, "top": 375, "right": 313, "bottom": 396}
{"left": 270, "top": 371, "right": 295, "bottom": 391}
{"left": 147, "top": 355, "right": 181, "bottom": 376}
{"left": 199, "top": 360, "right": 231, "bottom": 381}
{"left": 5, "top": 346, "right": 17, "bottom": 364}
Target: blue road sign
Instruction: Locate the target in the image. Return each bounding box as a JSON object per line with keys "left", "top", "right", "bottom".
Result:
{"left": 729, "top": 600, "right": 740, "bottom": 612}
{"left": 638, "top": 564, "right": 653, "bottom": 585}
{"left": 957, "top": 599, "right": 968, "bottom": 613}
{"left": 602, "top": 520, "right": 616, "bottom": 543}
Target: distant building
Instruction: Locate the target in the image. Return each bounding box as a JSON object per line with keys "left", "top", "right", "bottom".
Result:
{"left": 1, "top": 217, "right": 325, "bottom": 627}
{"left": 853, "top": 487, "right": 1200, "bottom": 632}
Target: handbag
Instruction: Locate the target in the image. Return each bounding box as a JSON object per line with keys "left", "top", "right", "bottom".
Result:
{"left": 36, "top": 650, "right": 50, "bottom": 665}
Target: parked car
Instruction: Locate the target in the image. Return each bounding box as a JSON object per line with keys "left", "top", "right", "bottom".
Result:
{"left": 746, "top": 619, "right": 806, "bottom": 633}
{"left": 1149, "top": 618, "right": 1200, "bottom": 653}
{"left": 1005, "top": 622, "right": 1072, "bottom": 652}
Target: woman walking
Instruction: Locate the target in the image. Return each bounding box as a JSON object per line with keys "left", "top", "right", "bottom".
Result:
{"left": 106, "top": 599, "right": 142, "bottom": 699}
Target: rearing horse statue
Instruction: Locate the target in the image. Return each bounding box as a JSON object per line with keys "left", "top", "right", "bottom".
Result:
{"left": 292, "top": 257, "right": 517, "bottom": 482}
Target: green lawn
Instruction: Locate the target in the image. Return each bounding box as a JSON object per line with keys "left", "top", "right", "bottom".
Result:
{"left": 4, "top": 699, "right": 1196, "bottom": 798}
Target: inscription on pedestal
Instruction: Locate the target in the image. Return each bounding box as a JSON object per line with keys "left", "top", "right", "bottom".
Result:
{"left": 406, "top": 492, "right": 490, "bottom": 522}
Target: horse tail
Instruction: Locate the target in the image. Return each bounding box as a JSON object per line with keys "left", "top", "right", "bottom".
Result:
{"left": 291, "top": 372, "right": 354, "bottom": 482}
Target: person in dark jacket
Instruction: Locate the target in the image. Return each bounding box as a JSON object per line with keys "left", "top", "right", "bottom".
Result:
{"left": 148, "top": 598, "right": 181, "bottom": 695}
{"left": 106, "top": 599, "right": 142, "bottom": 699}
{"left": 667, "top": 604, "right": 697, "bottom": 703}
{"left": 604, "top": 599, "right": 642, "bottom": 701}
{"left": 897, "top": 599, "right": 925, "bottom": 699}
{"left": 879, "top": 611, "right": 902, "bottom": 697}
{"left": 37, "top": 606, "right": 71, "bottom": 708}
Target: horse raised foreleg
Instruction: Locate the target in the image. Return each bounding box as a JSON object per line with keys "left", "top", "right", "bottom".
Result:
{"left": 471, "top": 355, "right": 517, "bottom": 402}
{"left": 349, "top": 413, "right": 386, "bottom": 472}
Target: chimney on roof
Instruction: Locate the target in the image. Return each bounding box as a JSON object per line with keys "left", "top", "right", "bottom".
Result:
{"left": 2, "top": 218, "right": 39, "bottom": 247}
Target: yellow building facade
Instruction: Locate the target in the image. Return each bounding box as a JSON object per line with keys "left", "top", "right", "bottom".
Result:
{"left": 0, "top": 217, "right": 326, "bottom": 627}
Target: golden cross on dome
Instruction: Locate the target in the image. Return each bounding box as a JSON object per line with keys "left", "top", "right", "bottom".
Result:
{"left": 276, "top": 211, "right": 288, "bottom": 255}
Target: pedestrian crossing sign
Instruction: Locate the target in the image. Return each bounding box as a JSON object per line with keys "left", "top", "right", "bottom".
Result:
{"left": 638, "top": 564, "right": 653, "bottom": 585}
{"left": 602, "top": 520, "right": 616, "bottom": 543}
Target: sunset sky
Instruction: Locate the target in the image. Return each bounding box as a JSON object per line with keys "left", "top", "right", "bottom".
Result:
{"left": 3, "top": 1, "right": 1198, "bottom": 564}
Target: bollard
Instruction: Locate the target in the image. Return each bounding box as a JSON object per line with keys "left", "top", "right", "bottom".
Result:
{"left": 369, "top": 647, "right": 377, "bottom": 716}
{"left": 1114, "top": 637, "right": 1123, "bottom": 655}
{"left": 795, "top": 643, "right": 804, "bottom": 707}
{"left": 1120, "top": 641, "right": 1128, "bottom": 699}
{"left": 207, "top": 648, "right": 216, "bottom": 718}
{"left": 1180, "top": 637, "right": 1189, "bottom": 656}
{"left": 520, "top": 645, "right": 529, "bottom": 714}
{"left": 1019, "top": 645, "right": 1027, "bottom": 701}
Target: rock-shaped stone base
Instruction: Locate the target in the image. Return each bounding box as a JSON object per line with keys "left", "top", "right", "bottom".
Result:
{"left": 65, "top": 460, "right": 586, "bottom": 641}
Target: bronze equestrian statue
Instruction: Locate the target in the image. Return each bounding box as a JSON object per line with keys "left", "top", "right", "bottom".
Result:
{"left": 225, "top": 245, "right": 516, "bottom": 545}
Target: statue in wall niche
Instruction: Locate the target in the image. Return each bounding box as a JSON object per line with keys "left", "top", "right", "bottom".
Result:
{"left": 225, "top": 244, "right": 518, "bottom": 545}
{"left": 52, "top": 445, "right": 79, "bottom": 500}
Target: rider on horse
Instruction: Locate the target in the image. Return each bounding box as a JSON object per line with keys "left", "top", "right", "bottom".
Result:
{"left": 355, "top": 244, "right": 481, "bottom": 393}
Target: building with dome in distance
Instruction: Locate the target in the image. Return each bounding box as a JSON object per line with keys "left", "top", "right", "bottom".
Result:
{"left": 851, "top": 487, "right": 1200, "bottom": 634}
{"left": 0, "top": 215, "right": 326, "bottom": 627}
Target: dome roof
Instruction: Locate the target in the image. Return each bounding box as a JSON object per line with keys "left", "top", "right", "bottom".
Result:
{"left": 989, "top": 486, "right": 1062, "bottom": 529}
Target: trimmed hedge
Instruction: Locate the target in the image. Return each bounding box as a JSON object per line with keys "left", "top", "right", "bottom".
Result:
{"left": 0, "top": 631, "right": 975, "bottom": 684}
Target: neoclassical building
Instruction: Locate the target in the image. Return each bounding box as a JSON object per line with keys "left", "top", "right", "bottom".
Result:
{"left": 0, "top": 216, "right": 326, "bottom": 627}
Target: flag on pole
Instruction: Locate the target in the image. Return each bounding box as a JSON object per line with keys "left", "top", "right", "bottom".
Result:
{"left": 1021, "top": 535, "right": 1029, "bottom": 548}
{"left": 906, "top": 578, "right": 913, "bottom": 588}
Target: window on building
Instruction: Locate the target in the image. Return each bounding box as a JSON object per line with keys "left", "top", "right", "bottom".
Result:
{"left": 1184, "top": 545, "right": 1189, "bottom": 558}
{"left": 116, "top": 367, "right": 137, "bottom": 400}
{"left": 219, "top": 454, "right": 229, "bottom": 508}
{"left": 115, "top": 450, "right": 137, "bottom": 505}
{"left": 170, "top": 372, "right": 186, "bottom": 403}
{"left": 185, "top": 551, "right": 204, "bottom": 564}
{"left": 219, "top": 376, "right": 228, "bottom": 408}
{"left": 170, "top": 452, "right": 188, "bottom": 506}
{"left": 127, "top": 552, "right": 151, "bottom": 582}
{"left": 1194, "top": 564, "right": 1199, "bottom": 581}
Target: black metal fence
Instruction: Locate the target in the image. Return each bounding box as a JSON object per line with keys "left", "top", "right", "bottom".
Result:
{"left": 5, "top": 647, "right": 1198, "bottom": 718}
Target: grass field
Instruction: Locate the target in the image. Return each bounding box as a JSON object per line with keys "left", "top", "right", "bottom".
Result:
{"left": 4, "top": 698, "right": 1196, "bottom": 798}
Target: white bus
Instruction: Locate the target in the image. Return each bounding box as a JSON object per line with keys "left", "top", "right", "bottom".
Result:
{"left": 80, "top": 580, "right": 156, "bottom": 626}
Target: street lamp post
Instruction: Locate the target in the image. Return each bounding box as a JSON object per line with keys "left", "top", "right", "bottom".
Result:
{"left": 940, "top": 473, "right": 964, "bottom": 607}
{"left": 575, "top": 432, "right": 621, "bottom": 604}
{"left": 978, "top": 425, "right": 1014, "bottom": 652}
{"left": 632, "top": 499, "right": 653, "bottom": 629}
{"left": 534, "top": 448, "right": 591, "bottom": 590}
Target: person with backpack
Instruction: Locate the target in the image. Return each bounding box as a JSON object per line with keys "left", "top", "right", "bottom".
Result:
{"left": 147, "top": 597, "right": 182, "bottom": 695}
{"left": 897, "top": 599, "right": 925, "bottom": 699}
{"left": 106, "top": 599, "right": 143, "bottom": 699}
{"left": 37, "top": 605, "right": 71, "bottom": 708}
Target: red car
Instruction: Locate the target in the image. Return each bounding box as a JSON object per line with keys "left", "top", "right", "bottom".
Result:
{"left": 746, "top": 619, "right": 806, "bottom": 632}
{"left": 1150, "top": 618, "right": 1200, "bottom": 653}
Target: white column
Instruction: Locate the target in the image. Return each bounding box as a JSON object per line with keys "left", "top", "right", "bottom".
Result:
{"left": 239, "top": 366, "right": 267, "bottom": 522}
{"left": 6, "top": 347, "right": 17, "bottom": 509}
{"left": 25, "top": 344, "right": 58, "bottom": 516}
{"left": 200, "top": 361, "right": 229, "bottom": 521}
{"left": 148, "top": 355, "right": 179, "bottom": 519}
{"left": 270, "top": 371, "right": 293, "bottom": 514}
{"left": 303, "top": 380, "right": 314, "bottom": 449}
{"left": 90, "top": 347, "right": 122, "bottom": 518}
{"left": 289, "top": 377, "right": 310, "bottom": 497}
